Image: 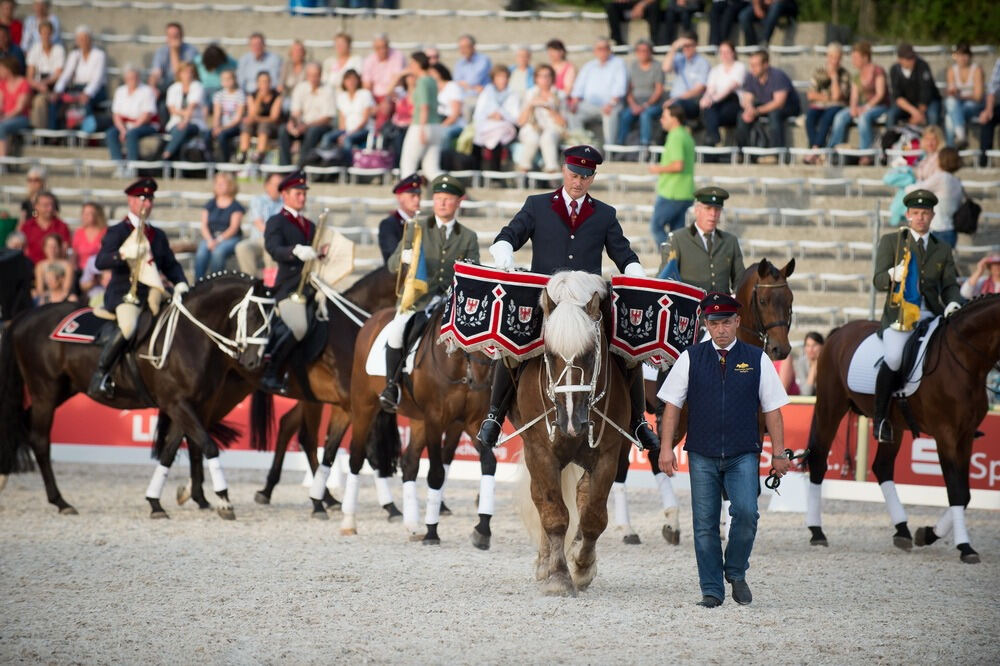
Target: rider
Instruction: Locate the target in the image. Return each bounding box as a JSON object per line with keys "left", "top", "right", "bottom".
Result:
{"left": 378, "top": 173, "right": 424, "bottom": 264}
{"left": 478, "top": 144, "right": 660, "bottom": 451}
{"left": 88, "top": 178, "right": 189, "bottom": 400}
{"left": 872, "top": 188, "right": 961, "bottom": 443}
{"left": 380, "top": 173, "right": 480, "bottom": 411}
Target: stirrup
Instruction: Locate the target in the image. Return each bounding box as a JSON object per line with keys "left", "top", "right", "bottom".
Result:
{"left": 633, "top": 421, "right": 660, "bottom": 452}
{"left": 90, "top": 373, "right": 115, "bottom": 400}
{"left": 875, "top": 418, "right": 893, "bottom": 443}
{"left": 477, "top": 414, "right": 503, "bottom": 447}
{"left": 379, "top": 382, "right": 400, "bottom": 412}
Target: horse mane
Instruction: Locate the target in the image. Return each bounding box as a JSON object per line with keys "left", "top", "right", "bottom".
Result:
{"left": 192, "top": 270, "right": 262, "bottom": 292}
{"left": 542, "top": 271, "right": 607, "bottom": 359}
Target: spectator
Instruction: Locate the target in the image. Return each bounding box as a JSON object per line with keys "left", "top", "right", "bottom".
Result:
{"left": 700, "top": 40, "right": 745, "bottom": 146}
{"left": 20, "top": 0, "right": 59, "bottom": 54}
{"left": 19, "top": 165, "right": 46, "bottom": 223}
{"left": 912, "top": 145, "right": 961, "bottom": 248}
{"left": 979, "top": 57, "right": 1000, "bottom": 167}
{"left": 914, "top": 124, "right": 944, "bottom": 181}
{"left": 0, "top": 56, "right": 30, "bottom": 157}
{"left": 398, "top": 51, "right": 442, "bottom": 179}
{"left": 234, "top": 172, "right": 281, "bottom": 277}
{"left": 322, "top": 32, "right": 362, "bottom": 91}
{"left": 423, "top": 46, "right": 440, "bottom": 67}
{"left": 208, "top": 69, "right": 246, "bottom": 162}
{"left": 617, "top": 39, "right": 664, "bottom": 147}
{"left": 661, "top": 30, "right": 709, "bottom": 121}
{"left": 148, "top": 21, "right": 199, "bottom": 120}
{"left": 381, "top": 70, "right": 414, "bottom": 167}
{"left": 0, "top": 23, "right": 23, "bottom": 71}
{"left": 21, "top": 191, "right": 68, "bottom": 263}
{"left": 828, "top": 41, "right": 887, "bottom": 162}
{"left": 162, "top": 61, "right": 206, "bottom": 161}
{"left": 739, "top": 0, "right": 797, "bottom": 47}
{"left": 278, "top": 62, "right": 334, "bottom": 166}
{"left": 661, "top": 0, "right": 702, "bottom": 45}
{"left": 25, "top": 18, "right": 62, "bottom": 129}
{"left": 960, "top": 254, "right": 1000, "bottom": 299}
{"left": 322, "top": 68, "right": 374, "bottom": 152}
{"left": 944, "top": 43, "right": 984, "bottom": 148}
{"left": 237, "top": 70, "right": 281, "bottom": 163}
{"left": 454, "top": 34, "right": 492, "bottom": 104}
{"left": 472, "top": 64, "right": 519, "bottom": 171}
{"left": 33, "top": 232, "right": 73, "bottom": 303}
{"left": 78, "top": 254, "right": 111, "bottom": 307}
{"left": 515, "top": 64, "right": 566, "bottom": 173}
{"left": 545, "top": 39, "right": 576, "bottom": 95}
{"left": 605, "top": 1, "right": 660, "bottom": 48}
{"left": 569, "top": 38, "right": 627, "bottom": 146}
{"left": 280, "top": 39, "right": 307, "bottom": 104}
{"left": 794, "top": 331, "right": 823, "bottom": 396}
{"left": 50, "top": 25, "right": 105, "bottom": 130}
{"left": 508, "top": 46, "right": 534, "bottom": 96}
{"left": 649, "top": 103, "right": 695, "bottom": 244}
{"left": 71, "top": 201, "right": 106, "bottom": 272}
{"left": 0, "top": 0, "right": 22, "bottom": 47}
{"left": 194, "top": 44, "right": 237, "bottom": 103}
{"left": 195, "top": 172, "right": 244, "bottom": 280}
{"left": 106, "top": 64, "right": 158, "bottom": 166}
{"left": 736, "top": 49, "right": 800, "bottom": 150}
{"left": 237, "top": 32, "right": 282, "bottom": 94}
{"left": 431, "top": 63, "right": 464, "bottom": 151}
{"left": 0, "top": 230, "right": 34, "bottom": 320}
{"left": 708, "top": 0, "right": 746, "bottom": 47}
{"left": 803, "top": 42, "right": 849, "bottom": 163}
{"left": 886, "top": 43, "right": 941, "bottom": 129}
{"left": 361, "top": 33, "right": 406, "bottom": 102}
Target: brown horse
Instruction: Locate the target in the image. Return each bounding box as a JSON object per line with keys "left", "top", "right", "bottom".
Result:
{"left": 805, "top": 294, "right": 1000, "bottom": 563}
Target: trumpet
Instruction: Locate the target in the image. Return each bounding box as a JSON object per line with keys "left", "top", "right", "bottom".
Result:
{"left": 122, "top": 204, "right": 150, "bottom": 307}
{"left": 395, "top": 209, "right": 420, "bottom": 298}
{"left": 888, "top": 228, "right": 917, "bottom": 332}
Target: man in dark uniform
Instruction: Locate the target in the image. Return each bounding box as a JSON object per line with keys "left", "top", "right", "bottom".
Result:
{"left": 260, "top": 170, "right": 318, "bottom": 394}
{"left": 88, "top": 178, "right": 189, "bottom": 399}
{"left": 478, "top": 144, "right": 659, "bottom": 451}
{"left": 378, "top": 173, "right": 424, "bottom": 264}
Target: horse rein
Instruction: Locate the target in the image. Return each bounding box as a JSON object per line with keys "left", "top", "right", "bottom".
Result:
{"left": 765, "top": 448, "right": 810, "bottom": 494}
{"left": 741, "top": 281, "right": 791, "bottom": 353}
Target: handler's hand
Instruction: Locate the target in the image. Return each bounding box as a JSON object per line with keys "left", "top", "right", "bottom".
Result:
{"left": 771, "top": 456, "right": 792, "bottom": 477}
{"left": 658, "top": 445, "right": 678, "bottom": 477}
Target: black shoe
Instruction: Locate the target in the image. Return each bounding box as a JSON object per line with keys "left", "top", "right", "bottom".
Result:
{"left": 379, "top": 381, "right": 400, "bottom": 412}
{"left": 477, "top": 415, "right": 503, "bottom": 448}
{"left": 727, "top": 577, "right": 752, "bottom": 605}
{"left": 87, "top": 372, "right": 114, "bottom": 400}
{"left": 696, "top": 595, "right": 723, "bottom": 608}
{"left": 633, "top": 421, "right": 660, "bottom": 451}
{"left": 260, "top": 371, "right": 289, "bottom": 395}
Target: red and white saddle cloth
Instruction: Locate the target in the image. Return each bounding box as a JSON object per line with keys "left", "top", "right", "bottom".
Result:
{"left": 49, "top": 308, "right": 114, "bottom": 344}
{"left": 610, "top": 275, "right": 705, "bottom": 370}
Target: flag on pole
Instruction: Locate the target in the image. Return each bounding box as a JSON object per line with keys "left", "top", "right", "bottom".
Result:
{"left": 398, "top": 223, "right": 428, "bottom": 312}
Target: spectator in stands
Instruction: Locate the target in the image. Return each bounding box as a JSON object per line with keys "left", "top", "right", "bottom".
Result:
{"left": 472, "top": 64, "right": 519, "bottom": 171}
{"left": 454, "top": 34, "right": 492, "bottom": 105}
{"left": 914, "top": 124, "right": 944, "bottom": 181}
{"left": 25, "top": 18, "right": 62, "bottom": 129}
{"left": 322, "top": 68, "right": 374, "bottom": 152}
{"left": 235, "top": 172, "right": 281, "bottom": 277}
{"left": 0, "top": 56, "right": 30, "bottom": 157}
{"left": 208, "top": 69, "right": 246, "bottom": 162}
{"left": 21, "top": 191, "right": 68, "bottom": 263}
{"left": 545, "top": 39, "right": 576, "bottom": 95}
{"left": 961, "top": 254, "right": 1000, "bottom": 299}
{"left": 649, "top": 103, "right": 695, "bottom": 243}
{"left": 886, "top": 43, "right": 941, "bottom": 129}
{"left": 700, "top": 40, "right": 745, "bottom": 146}
{"left": 708, "top": 0, "right": 746, "bottom": 47}
{"left": 616, "top": 39, "right": 663, "bottom": 146}
{"left": 18, "top": 165, "right": 46, "bottom": 223}
{"left": 0, "top": 23, "right": 23, "bottom": 71}
{"left": 432, "top": 63, "right": 464, "bottom": 151}
{"left": 162, "top": 61, "right": 206, "bottom": 161}
{"left": 516, "top": 64, "right": 566, "bottom": 173}
{"left": 33, "top": 232, "right": 73, "bottom": 303}
{"left": 423, "top": 47, "right": 440, "bottom": 67}
{"left": 661, "top": 30, "right": 709, "bottom": 122}
{"left": 739, "top": 0, "right": 796, "bottom": 47}
{"left": 106, "top": 64, "right": 158, "bottom": 166}
{"left": 71, "top": 201, "right": 106, "bottom": 272}
{"left": 508, "top": 46, "right": 534, "bottom": 96}
{"left": 661, "top": 0, "right": 702, "bottom": 45}
{"left": 148, "top": 22, "right": 199, "bottom": 121}
{"left": 736, "top": 49, "right": 799, "bottom": 150}
{"left": 0, "top": 230, "right": 34, "bottom": 321}
{"left": 569, "top": 38, "right": 627, "bottom": 146}
{"left": 943, "top": 43, "right": 984, "bottom": 149}
{"left": 50, "top": 25, "right": 106, "bottom": 131}
{"left": 803, "top": 42, "right": 849, "bottom": 164}
{"left": 195, "top": 172, "right": 244, "bottom": 280}
{"left": 605, "top": 1, "right": 660, "bottom": 48}
{"left": 20, "top": 0, "right": 59, "bottom": 54}
{"left": 828, "top": 41, "right": 887, "bottom": 162}
{"left": 237, "top": 32, "right": 282, "bottom": 94}
{"left": 278, "top": 62, "right": 334, "bottom": 166}
{"left": 0, "top": 0, "right": 22, "bottom": 47}
{"left": 237, "top": 70, "right": 281, "bottom": 163}
{"left": 361, "top": 33, "right": 406, "bottom": 103}
{"left": 381, "top": 70, "right": 413, "bottom": 167}
{"left": 194, "top": 44, "right": 237, "bottom": 104}
{"left": 979, "top": 57, "right": 1000, "bottom": 167}
{"left": 322, "top": 32, "right": 362, "bottom": 91}
{"left": 398, "top": 51, "right": 442, "bottom": 179}
{"left": 280, "top": 40, "right": 308, "bottom": 105}
{"left": 794, "top": 331, "right": 823, "bottom": 396}
{"left": 911, "top": 145, "right": 961, "bottom": 248}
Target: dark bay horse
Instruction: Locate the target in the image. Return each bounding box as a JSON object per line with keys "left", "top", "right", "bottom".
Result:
{"left": 805, "top": 295, "right": 1000, "bottom": 563}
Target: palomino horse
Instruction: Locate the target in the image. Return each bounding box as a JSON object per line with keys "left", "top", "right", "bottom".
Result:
{"left": 805, "top": 294, "right": 1000, "bottom": 563}
{"left": 340, "top": 303, "right": 496, "bottom": 546}
{"left": 514, "top": 271, "right": 632, "bottom": 596}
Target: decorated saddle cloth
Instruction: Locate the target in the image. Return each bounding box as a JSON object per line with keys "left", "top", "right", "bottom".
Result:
{"left": 49, "top": 308, "right": 115, "bottom": 344}
{"left": 846, "top": 316, "right": 940, "bottom": 397}
{"left": 610, "top": 275, "right": 705, "bottom": 370}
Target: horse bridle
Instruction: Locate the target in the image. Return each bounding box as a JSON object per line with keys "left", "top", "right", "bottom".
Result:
{"left": 741, "top": 281, "right": 791, "bottom": 352}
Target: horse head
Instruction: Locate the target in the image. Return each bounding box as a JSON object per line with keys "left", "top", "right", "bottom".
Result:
{"left": 186, "top": 273, "right": 272, "bottom": 371}
{"left": 540, "top": 271, "right": 607, "bottom": 439}
{"left": 742, "top": 257, "right": 795, "bottom": 360}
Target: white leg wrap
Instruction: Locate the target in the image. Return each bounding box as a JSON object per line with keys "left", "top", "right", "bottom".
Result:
{"left": 477, "top": 475, "right": 496, "bottom": 516}
{"left": 655, "top": 472, "right": 678, "bottom": 509}
{"left": 374, "top": 475, "right": 394, "bottom": 507}
{"left": 330, "top": 448, "right": 348, "bottom": 491}
{"left": 879, "top": 481, "right": 907, "bottom": 525}
{"left": 950, "top": 505, "right": 970, "bottom": 546}
{"left": 309, "top": 464, "right": 332, "bottom": 501}
{"left": 145, "top": 464, "right": 170, "bottom": 499}
{"left": 934, "top": 506, "right": 954, "bottom": 538}
{"left": 402, "top": 480, "right": 419, "bottom": 529}
{"left": 806, "top": 482, "right": 823, "bottom": 527}
{"left": 425, "top": 487, "right": 442, "bottom": 525}
{"left": 342, "top": 473, "right": 360, "bottom": 516}
{"left": 722, "top": 500, "right": 732, "bottom": 540}
{"left": 207, "top": 457, "right": 227, "bottom": 493}
{"left": 612, "top": 482, "right": 630, "bottom": 528}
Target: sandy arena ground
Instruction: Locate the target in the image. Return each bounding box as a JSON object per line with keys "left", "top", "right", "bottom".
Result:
{"left": 1, "top": 462, "right": 998, "bottom": 664}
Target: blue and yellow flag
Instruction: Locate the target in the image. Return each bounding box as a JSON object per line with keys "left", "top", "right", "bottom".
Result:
{"left": 398, "top": 223, "right": 428, "bottom": 312}
{"left": 657, "top": 246, "right": 680, "bottom": 281}
{"left": 890, "top": 243, "right": 921, "bottom": 330}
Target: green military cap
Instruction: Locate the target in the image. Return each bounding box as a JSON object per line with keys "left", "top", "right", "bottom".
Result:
{"left": 431, "top": 173, "right": 466, "bottom": 197}
{"left": 903, "top": 189, "right": 938, "bottom": 210}
{"left": 694, "top": 186, "right": 730, "bottom": 207}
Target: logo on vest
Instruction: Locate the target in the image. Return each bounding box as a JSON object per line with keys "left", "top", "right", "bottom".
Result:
{"left": 734, "top": 361, "right": 753, "bottom": 373}
{"left": 464, "top": 298, "right": 480, "bottom": 315}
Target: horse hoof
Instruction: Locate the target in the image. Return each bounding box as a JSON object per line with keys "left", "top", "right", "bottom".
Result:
{"left": 59, "top": 506, "right": 78, "bottom": 515}
{"left": 540, "top": 573, "right": 577, "bottom": 598}
{"left": 177, "top": 484, "right": 191, "bottom": 506}
{"left": 893, "top": 535, "right": 913, "bottom": 551}
{"left": 323, "top": 497, "right": 341, "bottom": 511}
{"left": 217, "top": 507, "right": 236, "bottom": 521}
{"left": 311, "top": 509, "right": 329, "bottom": 520}
{"left": 150, "top": 510, "right": 170, "bottom": 519}
{"left": 470, "top": 529, "right": 491, "bottom": 551}
{"left": 422, "top": 535, "right": 441, "bottom": 545}
{"left": 622, "top": 533, "right": 641, "bottom": 545}
{"left": 254, "top": 491, "right": 271, "bottom": 505}
{"left": 340, "top": 527, "right": 357, "bottom": 536}
{"left": 958, "top": 543, "right": 980, "bottom": 564}
{"left": 384, "top": 503, "right": 403, "bottom": 522}
{"left": 439, "top": 502, "right": 452, "bottom": 517}
{"left": 662, "top": 525, "right": 681, "bottom": 545}
{"left": 810, "top": 536, "right": 829, "bottom": 547}
{"left": 914, "top": 526, "right": 936, "bottom": 547}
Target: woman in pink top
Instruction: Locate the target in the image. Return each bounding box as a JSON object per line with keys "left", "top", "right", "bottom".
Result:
{"left": 546, "top": 39, "right": 576, "bottom": 95}
{"left": 0, "top": 56, "right": 31, "bottom": 157}
{"left": 71, "top": 201, "right": 107, "bottom": 271}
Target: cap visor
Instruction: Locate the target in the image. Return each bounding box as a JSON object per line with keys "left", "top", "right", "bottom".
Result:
{"left": 566, "top": 164, "right": 595, "bottom": 177}
{"left": 703, "top": 312, "right": 737, "bottom": 320}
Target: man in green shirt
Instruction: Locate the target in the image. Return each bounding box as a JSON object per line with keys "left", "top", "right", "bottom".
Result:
{"left": 649, "top": 104, "right": 695, "bottom": 247}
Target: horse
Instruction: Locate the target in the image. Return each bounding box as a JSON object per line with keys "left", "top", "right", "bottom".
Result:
{"left": 512, "top": 271, "right": 632, "bottom": 596}
{"left": 804, "top": 294, "right": 1000, "bottom": 564}
{"left": 339, "top": 301, "right": 496, "bottom": 547}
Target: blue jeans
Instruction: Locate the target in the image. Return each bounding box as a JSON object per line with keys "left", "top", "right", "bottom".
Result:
{"left": 689, "top": 450, "right": 760, "bottom": 600}
{"left": 617, "top": 102, "right": 662, "bottom": 145}
{"left": 739, "top": 0, "right": 797, "bottom": 45}
{"left": 0, "top": 115, "right": 30, "bottom": 142}
{"left": 944, "top": 97, "right": 984, "bottom": 145}
{"left": 934, "top": 229, "right": 957, "bottom": 248}
{"left": 652, "top": 196, "right": 692, "bottom": 245}
{"left": 106, "top": 124, "right": 159, "bottom": 161}
{"left": 805, "top": 106, "right": 842, "bottom": 148}
{"left": 47, "top": 86, "right": 107, "bottom": 130}
{"left": 163, "top": 124, "right": 201, "bottom": 160}
{"left": 886, "top": 98, "right": 941, "bottom": 130}
{"left": 828, "top": 105, "right": 887, "bottom": 149}
{"left": 207, "top": 125, "right": 242, "bottom": 162}
{"left": 195, "top": 236, "right": 241, "bottom": 280}
{"left": 703, "top": 93, "right": 740, "bottom": 145}
{"left": 320, "top": 127, "right": 369, "bottom": 151}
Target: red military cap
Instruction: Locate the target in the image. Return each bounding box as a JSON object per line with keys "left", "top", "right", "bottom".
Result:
{"left": 564, "top": 144, "right": 604, "bottom": 177}
{"left": 124, "top": 177, "right": 157, "bottom": 199}
{"left": 699, "top": 292, "right": 742, "bottom": 320}
{"left": 278, "top": 170, "right": 309, "bottom": 192}
{"left": 393, "top": 173, "right": 426, "bottom": 194}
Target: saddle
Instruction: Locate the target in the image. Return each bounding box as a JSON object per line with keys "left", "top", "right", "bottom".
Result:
{"left": 49, "top": 308, "right": 115, "bottom": 345}
{"left": 846, "top": 317, "right": 940, "bottom": 397}
{"left": 364, "top": 302, "right": 441, "bottom": 377}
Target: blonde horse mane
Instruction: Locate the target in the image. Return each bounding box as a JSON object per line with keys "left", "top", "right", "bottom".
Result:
{"left": 542, "top": 271, "right": 606, "bottom": 360}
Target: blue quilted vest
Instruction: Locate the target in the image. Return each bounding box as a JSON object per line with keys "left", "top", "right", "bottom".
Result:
{"left": 684, "top": 339, "right": 762, "bottom": 458}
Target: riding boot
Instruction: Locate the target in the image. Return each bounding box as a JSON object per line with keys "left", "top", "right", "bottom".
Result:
{"left": 379, "top": 346, "right": 404, "bottom": 412}
{"left": 87, "top": 329, "right": 128, "bottom": 400}
{"left": 477, "top": 363, "right": 517, "bottom": 447}
{"left": 873, "top": 364, "right": 900, "bottom": 444}
{"left": 260, "top": 327, "right": 296, "bottom": 394}
{"left": 629, "top": 369, "right": 660, "bottom": 451}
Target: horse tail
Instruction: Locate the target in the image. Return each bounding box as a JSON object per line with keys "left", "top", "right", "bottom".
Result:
{"left": 0, "top": 324, "right": 33, "bottom": 476}
{"left": 249, "top": 390, "right": 274, "bottom": 451}
{"left": 365, "top": 409, "right": 401, "bottom": 477}
{"left": 209, "top": 421, "right": 241, "bottom": 450}
{"left": 515, "top": 458, "right": 582, "bottom": 553}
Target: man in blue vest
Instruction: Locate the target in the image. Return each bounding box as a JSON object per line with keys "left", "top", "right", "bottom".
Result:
{"left": 657, "top": 292, "right": 791, "bottom": 608}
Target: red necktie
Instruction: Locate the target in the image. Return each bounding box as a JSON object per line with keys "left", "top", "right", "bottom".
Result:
{"left": 718, "top": 348, "right": 728, "bottom": 375}
{"left": 569, "top": 199, "right": 578, "bottom": 225}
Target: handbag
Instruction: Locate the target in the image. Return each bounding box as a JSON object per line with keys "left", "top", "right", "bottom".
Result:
{"left": 953, "top": 188, "right": 981, "bottom": 235}
{"left": 352, "top": 132, "right": 393, "bottom": 169}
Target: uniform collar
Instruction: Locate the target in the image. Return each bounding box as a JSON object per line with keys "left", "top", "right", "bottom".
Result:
{"left": 435, "top": 216, "right": 457, "bottom": 238}
{"left": 560, "top": 187, "right": 586, "bottom": 212}
{"left": 908, "top": 228, "right": 930, "bottom": 244}
{"left": 283, "top": 205, "right": 303, "bottom": 218}
{"left": 126, "top": 211, "right": 142, "bottom": 226}
{"left": 397, "top": 209, "right": 415, "bottom": 223}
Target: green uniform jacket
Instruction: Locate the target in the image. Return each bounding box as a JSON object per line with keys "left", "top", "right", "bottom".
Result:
{"left": 388, "top": 215, "right": 480, "bottom": 310}
{"left": 873, "top": 229, "right": 961, "bottom": 329}
{"left": 661, "top": 224, "right": 746, "bottom": 294}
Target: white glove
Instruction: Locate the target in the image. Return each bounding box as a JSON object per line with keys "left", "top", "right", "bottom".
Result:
{"left": 120, "top": 244, "right": 141, "bottom": 261}
{"left": 401, "top": 249, "right": 413, "bottom": 264}
{"left": 173, "top": 282, "right": 189, "bottom": 302}
{"left": 488, "top": 241, "right": 515, "bottom": 271}
{"left": 623, "top": 262, "right": 645, "bottom": 278}
{"left": 292, "top": 244, "right": 317, "bottom": 262}
{"left": 887, "top": 261, "right": 906, "bottom": 282}
{"left": 944, "top": 301, "right": 961, "bottom": 317}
